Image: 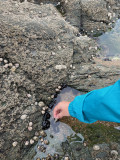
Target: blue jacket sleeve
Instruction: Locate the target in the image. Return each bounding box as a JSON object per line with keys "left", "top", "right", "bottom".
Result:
{"left": 68, "top": 80, "right": 120, "bottom": 123}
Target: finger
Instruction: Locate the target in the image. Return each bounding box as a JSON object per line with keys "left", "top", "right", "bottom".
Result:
{"left": 53, "top": 103, "right": 62, "bottom": 118}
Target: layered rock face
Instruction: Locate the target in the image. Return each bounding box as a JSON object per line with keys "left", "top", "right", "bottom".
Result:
{"left": 0, "top": 0, "right": 120, "bottom": 160}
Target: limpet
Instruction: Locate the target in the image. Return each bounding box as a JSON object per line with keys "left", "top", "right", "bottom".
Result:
{"left": 27, "top": 94, "right": 31, "bottom": 98}
{"left": 111, "top": 150, "right": 118, "bottom": 156}
{"left": 44, "top": 139, "right": 49, "bottom": 145}
{"left": 25, "top": 141, "right": 29, "bottom": 146}
{"left": 0, "top": 58, "right": 3, "bottom": 61}
{"left": 29, "top": 122, "right": 33, "bottom": 126}
{"left": 33, "top": 136, "right": 38, "bottom": 141}
{"left": 38, "top": 101, "right": 45, "bottom": 107}
{"left": 4, "top": 59, "right": 8, "bottom": 64}
{"left": 64, "top": 156, "right": 69, "bottom": 160}
{"left": 21, "top": 114, "right": 27, "bottom": 120}
{"left": 30, "top": 139, "right": 34, "bottom": 144}
{"left": 39, "top": 130, "right": 47, "bottom": 137}
{"left": 28, "top": 126, "right": 32, "bottom": 131}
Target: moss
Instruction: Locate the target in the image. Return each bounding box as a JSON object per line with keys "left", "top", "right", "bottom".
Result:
{"left": 60, "top": 117, "right": 120, "bottom": 147}
{"left": 71, "top": 123, "right": 120, "bottom": 147}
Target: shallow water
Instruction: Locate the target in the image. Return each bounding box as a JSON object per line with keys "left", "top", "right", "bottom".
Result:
{"left": 98, "top": 19, "right": 120, "bottom": 58}
{"left": 34, "top": 87, "right": 84, "bottom": 159}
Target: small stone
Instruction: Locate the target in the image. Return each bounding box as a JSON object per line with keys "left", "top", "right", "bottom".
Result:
{"left": 30, "top": 139, "right": 34, "bottom": 144}
{"left": 33, "top": 136, "right": 38, "bottom": 141}
{"left": 29, "top": 122, "right": 33, "bottom": 127}
{"left": 15, "top": 63, "right": 19, "bottom": 68}
{"left": 12, "top": 141, "right": 18, "bottom": 147}
{"left": 111, "top": 150, "right": 118, "bottom": 156}
{"left": 93, "top": 145, "right": 100, "bottom": 151}
{"left": 25, "top": 141, "right": 29, "bottom": 146}
{"left": 41, "top": 110, "right": 45, "bottom": 114}
{"left": 28, "top": 126, "right": 32, "bottom": 131}
{"left": 27, "top": 94, "right": 31, "bottom": 98}
{"left": 10, "top": 66, "right": 16, "bottom": 72}
{"left": 0, "top": 58, "right": 3, "bottom": 62}
{"left": 38, "top": 101, "right": 45, "bottom": 107}
{"left": 4, "top": 59, "right": 8, "bottom": 64}
{"left": 21, "top": 114, "right": 27, "bottom": 120}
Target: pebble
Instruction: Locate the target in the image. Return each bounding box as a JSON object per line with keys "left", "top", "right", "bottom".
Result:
{"left": 4, "top": 59, "right": 8, "bottom": 64}
{"left": 29, "top": 122, "right": 33, "bottom": 127}
{"left": 28, "top": 126, "right": 32, "bottom": 131}
{"left": 38, "top": 101, "right": 45, "bottom": 107}
{"left": 12, "top": 141, "right": 18, "bottom": 147}
{"left": 30, "top": 139, "right": 34, "bottom": 144}
{"left": 93, "top": 145, "right": 100, "bottom": 151}
{"left": 111, "top": 150, "right": 118, "bottom": 156}
{"left": 21, "top": 114, "right": 27, "bottom": 120}
{"left": 0, "top": 58, "right": 3, "bottom": 62}
{"left": 25, "top": 141, "right": 29, "bottom": 146}
{"left": 27, "top": 94, "right": 31, "bottom": 98}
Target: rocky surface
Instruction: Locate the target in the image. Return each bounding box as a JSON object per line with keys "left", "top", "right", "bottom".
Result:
{"left": 0, "top": 0, "right": 120, "bottom": 160}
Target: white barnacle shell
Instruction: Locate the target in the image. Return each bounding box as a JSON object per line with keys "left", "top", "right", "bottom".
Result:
{"left": 41, "top": 110, "right": 45, "bottom": 114}
{"left": 55, "top": 65, "right": 67, "bottom": 70}
{"left": 0, "top": 58, "right": 3, "bottom": 62}
{"left": 4, "top": 64, "right": 9, "bottom": 68}
{"left": 35, "top": 102, "right": 38, "bottom": 105}
{"left": 55, "top": 88, "right": 59, "bottom": 92}
{"left": 12, "top": 141, "right": 18, "bottom": 147}
{"left": 27, "top": 94, "right": 31, "bottom": 98}
{"left": 30, "top": 139, "right": 34, "bottom": 144}
{"left": 111, "top": 150, "right": 118, "bottom": 156}
{"left": 28, "top": 126, "right": 32, "bottom": 131}
{"left": 38, "top": 101, "right": 45, "bottom": 107}
{"left": 8, "top": 63, "right": 13, "bottom": 67}
{"left": 33, "top": 136, "right": 38, "bottom": 141}
{"left": 4, "top": 59, "right": 8, "bottom": 64}
{"left": 58, "top": 86, "right": 61, "bottom": 89}
{"left": 15, "top": 63, "right": 19, "bottom": 68}
{"left": 40, "top": 138, "right": 44, "bottom": 142}
{"left": 29, "top": 122, "right": 33, "bottom": 127}
{"left": 25, "top": 141, "right": 29, "bottom": 146}
{"left": 64, "top": 157, "right": 69, "bottom": 160}
{"left": 10, "top": 66, "right": 16, "bottom": 72}
{"left": 51, "top": 51, "right": 55, "bottom": 55}
{"left": 21, "top": 114, "right": 27, "bottom": 120}
{"left": 51, "top": 95, "right": 54, "bottom": 99}
{"left": 93, "top": 145, "right": 100, "bottom": 151}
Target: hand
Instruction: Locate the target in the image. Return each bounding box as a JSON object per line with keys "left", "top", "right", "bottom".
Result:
{"left": 53, "top": 101, "right": 71, "bottom": 119}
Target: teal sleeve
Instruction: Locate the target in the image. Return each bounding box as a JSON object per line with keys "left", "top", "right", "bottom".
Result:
{"left": 68, "top": 80, "right": 120, "bottom": 123}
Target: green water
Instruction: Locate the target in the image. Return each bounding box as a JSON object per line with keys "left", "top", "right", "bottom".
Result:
{"left": 98, "top": 19, "right": 120, "bottom": 58}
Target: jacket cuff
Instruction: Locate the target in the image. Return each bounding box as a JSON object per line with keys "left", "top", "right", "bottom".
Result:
{"left": 68, "top": 92, "right": 97, "bottom": 123}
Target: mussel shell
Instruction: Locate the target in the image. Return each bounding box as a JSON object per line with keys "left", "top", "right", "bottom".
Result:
{"left": 43, "top": 112, "right": 51, "bottom": 121}
{"left": 42, "top": 120, "right": 50, "bottom": 130}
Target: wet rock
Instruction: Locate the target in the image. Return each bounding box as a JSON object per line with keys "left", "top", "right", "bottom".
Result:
{"left": 42, "top": 120, "right": 50, "bottom": 130}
